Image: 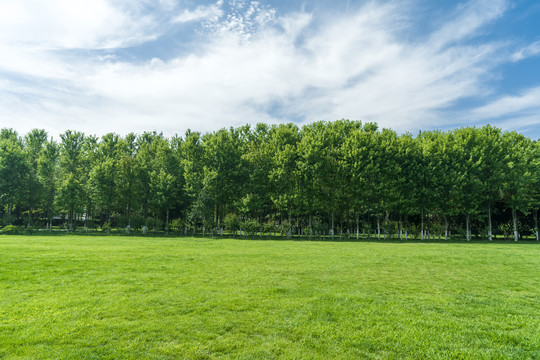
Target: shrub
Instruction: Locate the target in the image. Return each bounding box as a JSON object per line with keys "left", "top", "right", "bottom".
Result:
{"left": 101, "top": 221, "right": 111, "bottom": 233}
{"left": 146, "top": 217, "right": 164, "bottom": 231}
{"left": 1, "top": 225, "right": 21, "bottom": 234}
{"left": 224, "top": 213, "right": 240, "bottom": 232}
{"left": 170, "top": 218, "right": 184, "bottom": 233}
{"left": 241, "top": 219, "right": 260, "bottom": 236}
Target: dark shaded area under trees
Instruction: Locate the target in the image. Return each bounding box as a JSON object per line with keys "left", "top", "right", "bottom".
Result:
{"left": 0, "top": 121, "right": 538, "bottom": 241}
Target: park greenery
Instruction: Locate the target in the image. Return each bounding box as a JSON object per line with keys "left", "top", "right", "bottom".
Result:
{"left": 0, "top": 121, "right": 538, "bottom": 241}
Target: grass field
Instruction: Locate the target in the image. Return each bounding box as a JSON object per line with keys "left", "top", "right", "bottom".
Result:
{"left": 0, "top": 236, "right": 539, "bottom": 359}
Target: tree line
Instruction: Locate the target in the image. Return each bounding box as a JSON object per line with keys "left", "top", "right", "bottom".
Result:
{"left": 0, "top": 121, "right": 538, "bottom": 241}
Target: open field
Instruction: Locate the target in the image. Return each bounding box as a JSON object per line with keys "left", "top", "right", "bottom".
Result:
{"left": 0, "top": 236, "right": 539, "bottom": 359}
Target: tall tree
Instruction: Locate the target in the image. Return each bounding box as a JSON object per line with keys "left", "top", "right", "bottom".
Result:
{"left": 89, "top": 133, "right": 120, "bottom": 224}
{"left": 37, "top": 140, "right": 59, "bottom": 230}
{"left": 0, "top": 131, "right": 28, "bottom": 223}
{"left": 57, "top": 131, "right": 86, "bottom": 230}
{"left": 22, "top": 129, "right": 48, "bottom": 225}
{"left": 501, "top": 132, "right": 536, "bottom": 241}
{"left": 116, "top": 133, "right": 139, "bottom": 228}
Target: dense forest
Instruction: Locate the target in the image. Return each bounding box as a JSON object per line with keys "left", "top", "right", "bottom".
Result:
{"left": 0, "top": 121, "right": 538, "bottom": 241}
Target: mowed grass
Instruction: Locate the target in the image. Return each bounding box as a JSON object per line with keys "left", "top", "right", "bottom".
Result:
{"left": 0, "top": 236, "right": 539, "bottom": 359}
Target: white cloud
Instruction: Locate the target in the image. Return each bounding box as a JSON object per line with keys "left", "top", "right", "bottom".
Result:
{"left": 0, "top": 0, "right": 531, "bottom": 139}
{"left": 473, "top": 87, "right": 540, "bottom": 118}
{"left": 511, "top": 41, "right": 540, "bottom": 62}
{"left": 0, "top": 0, "right": 165, "bottom": 50}
{"left": 173, "top": 1, "right": 224, "bottom": 24}
{"left": 202, "top": 0, "right": 277, "bottom": 41}
{"left": 429, "top": 0, "right": 508, "bottom": 49}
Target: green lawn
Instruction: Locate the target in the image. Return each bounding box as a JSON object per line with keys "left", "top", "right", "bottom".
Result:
{"left": 0, "top": 236, "right": 539, "bottom": 359}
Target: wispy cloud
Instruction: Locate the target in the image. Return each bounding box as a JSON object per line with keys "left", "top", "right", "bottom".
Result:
{"left": 429, "top": 0, "right": 508, "bottom": 49}
{"left": 467, "top": 87, "right": 540, "bottom": 135}
{"left": 472, "top": 87, "right": 540, "bottom": 118}
{"left": 511, "top": 41, "right": 540, "bottom": 62}
{"left": 173, "top": 1, "right": 224, "bottom": 24}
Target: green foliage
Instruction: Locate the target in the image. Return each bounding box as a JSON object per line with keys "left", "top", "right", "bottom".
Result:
{"left": 145, "top": 217, "right": 164, "bottom": 231}
{"left": 0, "top": 123, "right": 538, "bottom": 240}
{"left": 101, "top": 221, "right": 111, "bottom": 233}
{"left": 223, "top": 213, "right": 240, "bottom": 232}
{"left": 169, "top": 218, "right": 184, "bottom": 233}
{"left": 240, "top": 219, "right": 260, "bottom": 236}
{"left": 1, "top": 225, "right": 21, "bottom": 234}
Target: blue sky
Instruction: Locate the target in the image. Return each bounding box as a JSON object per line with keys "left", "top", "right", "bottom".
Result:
{"left": 1, "top": 0, "right": 539, "bottom": 139}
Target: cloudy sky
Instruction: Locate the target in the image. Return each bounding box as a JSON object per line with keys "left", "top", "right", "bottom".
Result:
{"left": 1, "top": 0, "right": 540, "bottom": 139}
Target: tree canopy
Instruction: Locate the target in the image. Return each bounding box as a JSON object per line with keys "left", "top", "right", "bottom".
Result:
{"left": 0, "top": 121, "right": 538, "bottom": 241}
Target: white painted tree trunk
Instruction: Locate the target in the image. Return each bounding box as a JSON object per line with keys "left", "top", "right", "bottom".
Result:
{"left": 421, "top": 209, "right": 424, "bottom": 240}
{"left": 444, "top": 216, "right": 448, "bottom": 241}
{"left": 331, "top": 211, "right": 335, "bottom": 239}
{"left": 377, "top": 217, "right": 381, "bottom": 240}
{"left": 309, "top": 215, "right": 313, "bottom": 240}
{"left": 487, "top": 203, "right": 493, "bottom": 241}
{"left": 534, "top": 210, "right": 539, "bottom": 241}
{"left": 466, "top": 214, "right": 471, "bottom": 241}
{"left": 356, "top": 213, "right": 359, "bottom": 240}
{"left": 512, "top": 207, "right": 519, "bottom": 242}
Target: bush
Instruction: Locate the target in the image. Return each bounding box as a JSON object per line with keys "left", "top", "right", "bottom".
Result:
{"left": 278, "top": 220, "right": 292, "bottom": 237}
{"left": 241, "top": 219, "right": 260, "bottom": 236}
{"left": 1, "top": 225, "right": 21, "bottom": 234}
{"left": 170, "top": 218, "right": 184, "bottom": 233}
{"left": 101, "top": 221, "right": 111, "bottom": 233}
{"left": 263, "top": 221, "right": 275, "bottom": 236}
{"left": 1, "top": 215, "right": 16, "bottom": 227}
{"left": 224, "top": 213, "right": 240, "bottom": 232}
{"left": 129, "top": 214, "right": 145, "bottom": 231}
{"left": 146, "top": 217, "right": 164, "bottom": 231}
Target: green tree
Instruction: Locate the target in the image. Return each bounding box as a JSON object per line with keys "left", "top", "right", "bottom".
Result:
{"left": 22, "top": 129, "right": 48, "bottom": 225}
{"left": 149, "top": 137, "right": 182, "bottom": 229}
{"left": 501, "top": 132, "right": 536, "bottom": 241}
{"left": 89, "top": 133, "right": 120, "bottom": 224}
{"left": 57, "top": 131, "right": 87, "bottom": 230}
{"left": 269, "top": 124, "right": 300, "bottom": 227}
{"left": 117, "top": 133, "right": 139, "bottom": 228}
{"left": 0, "top": 131, "right": 28, "bottom": 223}
{"left": 37, "top": 140, "right": 59, "bottom": 230}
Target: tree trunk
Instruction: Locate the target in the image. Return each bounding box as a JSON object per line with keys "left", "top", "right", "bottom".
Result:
{"left": 356, "top": 213, "right": 359, "bottom": 240}
{"left": 309, "top": 214, "right": 313, "bottom": 240}
{"left": 421, "top": 208, "right": 424, "bottom": 240}
{"left": 385, "top": 212, "right": 389, "bottom": 239}
{"left": 466, "top": 214, "right": 471, "bottom": 241}
{"left": 331, "top": 211, "right": 335, "bottom": 238}
{"left": 377, "top": 216, "right": 381, "bottom": 240}
{"left": 512, "top": 207, "right": 519, "bottom": 242}
{"left": 444, "top": 216, "right": 448, "bottom": 241}
{"left": 487, "top": 203, "right": 493, "bottom": 241}
{"left": 534, "top": 209, "right": 539, "bottom": 242}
